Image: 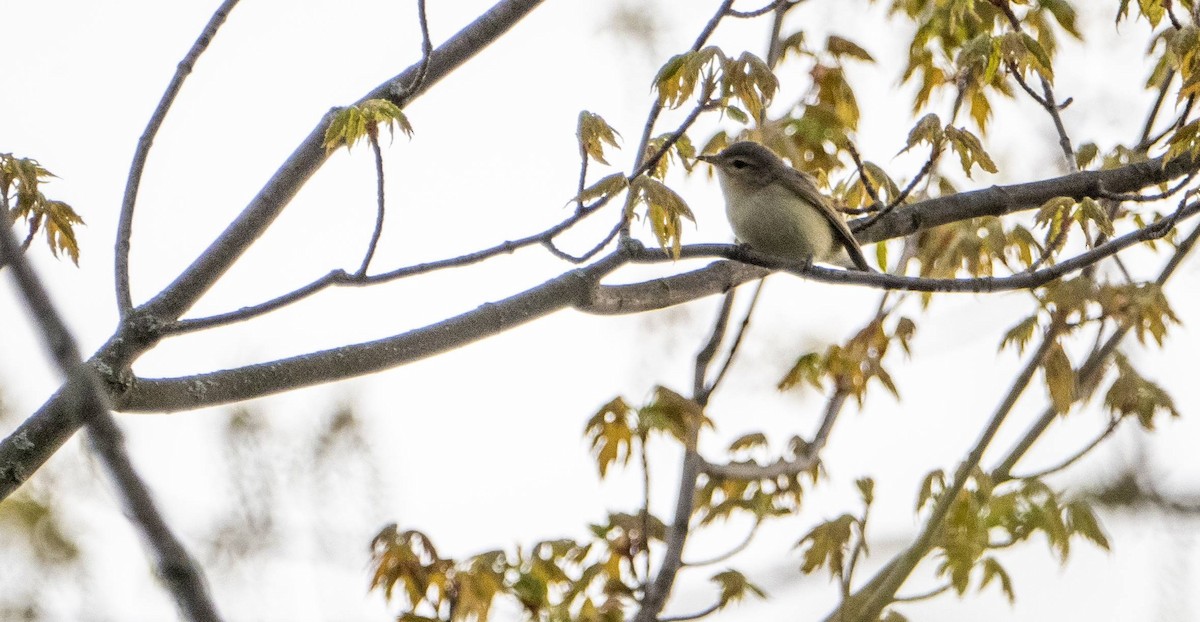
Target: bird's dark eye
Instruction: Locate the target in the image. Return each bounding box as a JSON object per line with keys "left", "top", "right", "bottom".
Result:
{"left": 731, "top": 159, "right": 749, "bottom": 169}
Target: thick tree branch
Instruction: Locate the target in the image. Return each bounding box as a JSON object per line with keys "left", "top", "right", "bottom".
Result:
{"left": 0, "top": 0, "right": 548, "bottom": 502}
{"left": 855, "top": 153, "right": 1197, "bottom": 244}
{"left": 119, "top": 252, "right": 625, "bottom": 412}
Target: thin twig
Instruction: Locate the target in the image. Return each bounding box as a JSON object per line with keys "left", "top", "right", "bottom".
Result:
{"left": 695, "top": 290, "right": 737, "bottom": 401}
{"left": 2, "top": 206, "right": 224, "bottom": 621}
{"left": 1007, "top": 417, "right": 1121, "bottom": 481}
{"left": 356, "top": 132, "right": 387, "bottom": 277}
{"left": 701, "top": 390, "right": 844, "bottom": 480}
{"left": 893, "top": 583, "right": 951, "bottom": 603}
{"left": 543, "top": 219, "right": 623, "bottom": 264}
{"left": 1100, "top": 170, "right": 1198, "bottom": 203}
{"left": 682, "top": 518, "right": 762, "bottom": 566}
{"left": 398, "top": 0, "right": 434, "bottom": 99}
{"left": 1040, "top": 75, "right": 1078, "bottom": 169}
{"left": 167, "top": 192, "right": 622, "bottom": 334}
{"left": 115, "top": 0, "right": 242, "bottom": 317}
{"left": 729, "top": 0, "right": 792, "bottom": 20}
{"left": 764, "top": 0, "right": 794, "bottom": 68}
{"left": 635, "top": 98, "right": 719, "bottom": 181}
{"left": 990, "top": 1, "right": 1077, "bottom": 169}
{"left": 1007, "top": 62, "right": 1051, "bottom": 109}
{"left": 846, "top": 143, "right": 882, "bottom": 208}
{"left": 575, "top": 149, "right": 590, "bottom": 213}
{"left": 1136, "top": 69, "right": 1175, "bottom": 150}
{"left": 705, "top": 279, "right": 765, "bottom": 397}
{"left": 659, "top": 602, "right": 722, "bottom": 622}
{"left": 853, "top": 153, "right": 937, "bottom": 232}
{"left": 842, "top": 500, "right": 870, "bottom": 599}
{"left": 640, "top": 431, "right": 653, "bottom": 589}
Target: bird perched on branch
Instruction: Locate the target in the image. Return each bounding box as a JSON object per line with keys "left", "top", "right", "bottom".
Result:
{"left": 697, "top": 141, "right": 872, "bottom": 271}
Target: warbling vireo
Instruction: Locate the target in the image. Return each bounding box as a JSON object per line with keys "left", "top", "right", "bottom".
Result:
{"left": 697, "top": 141, "right": 871, "bottom": 271}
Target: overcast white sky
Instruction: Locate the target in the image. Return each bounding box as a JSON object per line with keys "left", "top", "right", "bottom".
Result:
{"left": 3, "top": 1, "right": 1200, "bottom": 620}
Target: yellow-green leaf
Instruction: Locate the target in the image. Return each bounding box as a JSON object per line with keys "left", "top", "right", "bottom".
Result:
{"left": 826, "top": 35, "right": 875, "bottom": 63}
{"left": 577, "top": 111, "right": 622, "bottom": 165}
{"left": 569, "top": 173, "right": 628, "bottom": 206}
{"left": 944, "top": 126, "right": 998, "bottom": 176}
{"left": 1042, "top": 341, "right": 1076, "bottom": 414}
{"left": 324, "top": 99, "right": 413, "bottom": 153}
{"left": 999, "top": 314, "right": 1039, "bottom": 354}
{"left": 631, "top": 176, "right": 695, "bottom": 259}
{"left": 584, "top": 397, "right": 634, "bottom": 477}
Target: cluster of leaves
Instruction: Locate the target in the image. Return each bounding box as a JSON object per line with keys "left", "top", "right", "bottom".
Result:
{"left": 653, "top": 47, "right": 778, "bottom": 125}
{"left": 778, "top": 315, "right": 916, "bottom": 405}
{"left": 1157, "top": 22, "right": 1200, "bottom": 161}
{"left": 369, "top": 524, "right": 628, "bottom": 622}
{"left": 769, "top": 34, "right": 876, "bottom": 174}
{"left": 584, "top": 386, "right": 709, "bottom": 478}
{"left": 916, "top": 470, "right": 1108, "bottom": 602}
{"left": 572, "top": 111, "right": 699, "bottom": 258}
{"left": 367, "top": 520, "right": 765, "bottom": 622}
{"left": 696, "top": 433, "right": 821, "bottom": 524}
{"left": 323, "top": 99, "right": 414, "bottom": 153}
{"left": 0, "top": 153, "right": 83, "bottom": 263}
{"left": 796, "top": 478, "right": 874, "bottom": 574}
{"left": 877, "top": 0, "right": 1079, "bottom": 131}
{"left": 1104, "top": 352, "right": 1180, "bottom": 427}
{"left": 998, "top": 275, "right": 1180, "bottom": 415}
{"left": 913, "top": 216, "right": 1042, "bottom": 281}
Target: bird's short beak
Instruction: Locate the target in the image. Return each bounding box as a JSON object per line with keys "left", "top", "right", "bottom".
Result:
{"left": 696, "top": 154, "right": 715, "bottom": 164}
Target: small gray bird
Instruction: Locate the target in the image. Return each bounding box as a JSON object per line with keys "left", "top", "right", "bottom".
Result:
{"left": 697, "top": 141, "right": 871, "bottom": 271}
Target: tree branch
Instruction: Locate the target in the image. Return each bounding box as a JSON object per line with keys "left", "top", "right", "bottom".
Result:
{"left": 119, "top": 252, "right": 625, "bottom": 412}
{"left": 830, "top": 330, "right": 1060, "bottom": 621}
{"left": 115, "top": 0, "right": 242, "bottom": 317}
{"left": 138, "top": 0, "right": 547, "bottom": 325}
{"left": 3, "top": 207, "right": 223, "bottom": 621}
{"left": 0, "top": 0, "right": 550, "bottom": 502}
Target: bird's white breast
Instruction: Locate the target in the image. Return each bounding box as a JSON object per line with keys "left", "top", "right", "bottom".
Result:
{"left": 719, "top": 179, "right": 837, "bottom": 262}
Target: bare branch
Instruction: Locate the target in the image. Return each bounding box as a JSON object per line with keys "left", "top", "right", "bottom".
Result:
{"left": 846, "top": 143, "right": 883, "bottom": 208}
{"left": 1008, "top": 417, "right": 1121, "bottom": 481}
{"left": 139, "top": 0, "right": 547, "bottom": 325}
{"left": 659, "top": 602, "right": 722, "bottom": 622}
{"left": 705, "top": 279, "right": 764, "bottom": 396}
{"left": 355, "top": 133, "right": 388, "bottom": 277}
{"left": 115, "top": 0, "right": 242, "bottom": 317}
{"left": 694, "top": 290, "right": 737, "bottom": 401}
{"left": 1136, "top": 69, "right": 1175, "bottom": 150}
{"left": 121, "top": 252, "right": 626, "bottom": 412}
{"left": 2, "top": 209, "right": 223, "bottom": 622}
{"left": 397, "top": 0, "right": 434, "bottom": 99}
{"left": 682, "top": 518, "right": 762, "bottom": 567}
